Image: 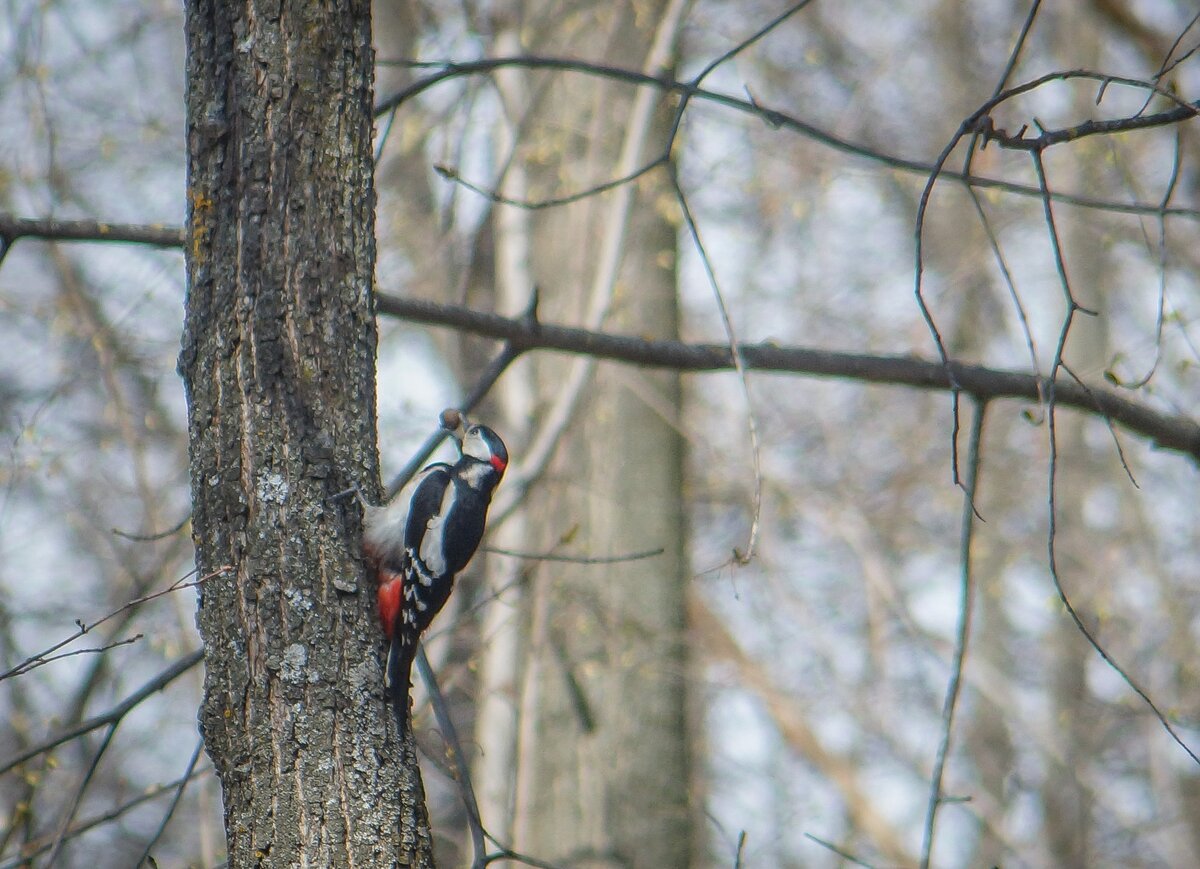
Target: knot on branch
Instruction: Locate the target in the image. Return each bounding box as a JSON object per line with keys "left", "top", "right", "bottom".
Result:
{"left": 974, "top": 115, "right": 1042, "bottom": 152}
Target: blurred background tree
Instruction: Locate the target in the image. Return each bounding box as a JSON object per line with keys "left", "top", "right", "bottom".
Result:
{"left": 3, "top": 1, "right": 1200, "bottom": 866}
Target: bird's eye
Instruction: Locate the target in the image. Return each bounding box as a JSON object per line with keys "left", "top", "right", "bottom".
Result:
{"left": 468, "top": 426, "right": 479, "bottom": 436}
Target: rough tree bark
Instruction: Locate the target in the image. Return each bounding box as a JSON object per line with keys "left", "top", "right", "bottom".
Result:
{"left": 181, "top": 3, "right": 434, "bottom": 866}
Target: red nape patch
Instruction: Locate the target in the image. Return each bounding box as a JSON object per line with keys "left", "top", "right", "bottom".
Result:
{"left": 490, "top": 455, "right": 507, "bottom": 473}
{"left": 377, "top": 576, "right": 403, "bottom": 638}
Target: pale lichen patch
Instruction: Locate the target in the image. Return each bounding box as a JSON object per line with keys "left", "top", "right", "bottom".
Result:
{"left": 281, "top": 642, "right": 308, "bottom": 684}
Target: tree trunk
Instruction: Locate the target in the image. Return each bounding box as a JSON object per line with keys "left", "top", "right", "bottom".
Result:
{"left": 482, "top": 3, "right": 695, "bottom": 866}
{"left": 181, "top": 3, "right": 434, "bottom": 865}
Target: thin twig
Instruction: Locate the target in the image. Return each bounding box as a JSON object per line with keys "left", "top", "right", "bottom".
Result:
{"left": 0, "top": 767, "right": 209, "bottom": 869}
{"left": 638, "top": 0, "right": 806, "bottom": 566}
{"left": 913, "top": 114, "right": 973, "bottom": 478}
{"left": 939, "top": 0, "right": 1039, "bottom": 495}
{"left": 433, "top": 0, "right": 812, "bottom": 218}
{"left": 482, "top": 846, "right": 569, "bottom": 869}
{"left": 373, "top": 57, "right": 1200, "bottom": 220}
{"left": 0, "top": 568, "right": 218, "bottom": 683}
{"left": 964, "top": 180, "right": 1043, "bottom": 399}
{"left": 134, "top": 736, "right": 206, "bottom": 868}
{"left": 991, "top": 0, "right": 1042, "bottom": 96}
{"left": 802, "top": 833, "right": 879, "bottom": 869}
{"left": 1033, "top": 149, "right": 1200, "bottom": 766}
{"left": 43, "top": 723, "right": 118, "bottom": 868}
{"left": 483, "top": 545, "right": 664, "bottom": 564}
{"left": 1060, "top": 361, "right": 1137, "bottom": 488}
{"left": 413, "top": 651, "right": 572, "bottom": 869}
{"left": 0, "top": 649, "right": 205, "bottom": 775}
{"left": 957, "top": 0, "right": 1046, "bottom": 434}
{"left": 375, "top": 104, "right": 400, "bottom": 163}
{"left": 111, "top": 512, "right": 191, "bottom": 542}
{"left": 1115, "top": 126, "right": 1183, "bottom": 390}
{"left": 7, "top": 633, "right": 144, "bottom": 673}
{"left": 434, "top": 160, "right": 665, "bottom": 211}
{"left": 414, "top": 647, "right": 487, "bottom": 869}
{"left": 670, "top": 170, "right": 762, "bottom": 565}
{"left": 919, "top": 400, "right": 986, "bottom": 869}
{"left": 1153, "top": 11, "right": 1200, "bottom": 81}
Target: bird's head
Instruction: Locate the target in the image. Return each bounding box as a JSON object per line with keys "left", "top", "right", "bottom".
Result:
{"left": 462, "top": 423, "right": 508, "bottom": 475}
{"left": 442, "top": 409, "right": 508, "bottom": 475}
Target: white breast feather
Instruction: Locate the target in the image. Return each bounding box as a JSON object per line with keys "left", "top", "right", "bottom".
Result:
{"left": 364, "top": 467, "right": 435, "bottom": 554}
{"left": 363, "top": 502, "right": 405, "bottom": 553}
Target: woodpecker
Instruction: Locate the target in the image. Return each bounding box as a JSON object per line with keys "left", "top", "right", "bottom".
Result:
{"left": 363, "top": 409, "right": 508, "bottom": 730}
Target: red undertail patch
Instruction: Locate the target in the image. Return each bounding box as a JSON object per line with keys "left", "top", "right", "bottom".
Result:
{"left": 377, "top": 573, "right": 403, "bottom": 639}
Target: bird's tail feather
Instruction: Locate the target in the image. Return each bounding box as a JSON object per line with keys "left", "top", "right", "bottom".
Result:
{"left": 387, "top": 635, "right": 416, "bottom": 734}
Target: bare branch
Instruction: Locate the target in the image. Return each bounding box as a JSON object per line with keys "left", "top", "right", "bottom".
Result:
{"left": 374, "top": 294, "right": 1200, "bottom": 464}
{"left": 0, "top": 649, "right": 204, "bottom": 776}
{"left": 0, "top": 568, "right": 221, "bottom": 683}
{"left": 0, "top": 214, "right": 186, "bottom": 248}
{"left": 990, "top": 1, "right": 1043, "bottom": 96}
{"left": 414, "top": 649, "right": 573, "bottom": 869}
{"left": 1062, "top": 361, "right": 1138, "bottom": 487}
{"left": 802, "top": 834, "right": 880, "bottom": 869}
{"left": 43, "top": 724, "right": 118, "bottom": 868}
{"left": 669, "top": 170, "right": 762, "bottom": 566}
{"left": 0, "top": 767, "right": 209, "bottom": 869}
{"left": 387, "top": 340, "right": 524, "bottom": 499}
{"left": 6, "top": 633, "right": 144, "bottom": 674}
{"left": 485, "top": 2, "right": 690, "bottom": 539}
{"left": 1154, "top": 10, "right": 1200, "bottom": 80}
{"left": 414, "top": 647, "right": 487, "bottom": 869}
{"left": 733, "top": 831, "right": 747, "bottom": 869}
{"left": 133, "top": 736, "right": 206, "bottom": 868}
{"left": 1032, "top": 148, "right": 1200, "bottom": 767}
{"left": 483, "top": 846, "right": 570, "bottom": 869}
{"left": 375, "top": 56, "right": 1200, "bottom": 220}
{"left": 111, "top": 513, "right": 192, "bottom": 542}
{"left": 920, "top": 400, "right": 986, "bottom": 869}
{"left": 978, "top": 72, "right": 1198, "bottom": 151}
{"left": 434, "top": 160, "right": 664, "bottom": 211}
{"left": 1112, "top": 126, "right": 1184, "bottom": 390}
{"left": 483, "top": 545, "right": 664, "bottom": 564}
{"left": 952, "top": 0, "right": 1046, "bottom": 438}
